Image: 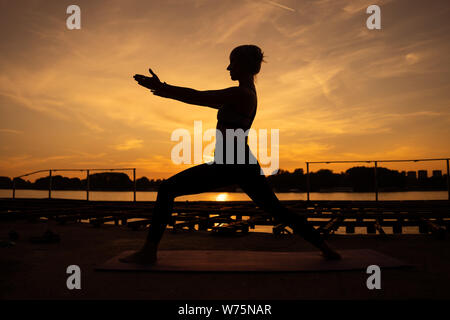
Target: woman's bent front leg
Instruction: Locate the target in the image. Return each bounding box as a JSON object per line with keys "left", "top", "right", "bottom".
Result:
{"left": 146, "top": 163, "right": 235, "bottom": 245}
{"left": 146, "top": 178, "right": 177, "bottom": 245}
{"left": 120, "top": 163, "right": 236, "bottom": 264}
{"left": 120, "top": 175, "right": 190, "bottom": 264}
{"left": 119, "top": 178, "right": 173, "bottom": 264}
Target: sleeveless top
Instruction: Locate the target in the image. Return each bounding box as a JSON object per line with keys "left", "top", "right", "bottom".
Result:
{"left": 214, "top": 87, "right": 257, "bottom": 165}
{"left": 216, "top": 103, "right": 256, "bottom": 130}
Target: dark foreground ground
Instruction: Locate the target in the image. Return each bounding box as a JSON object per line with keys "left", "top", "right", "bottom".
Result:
{"left": 1, "top": 220, "right": 450, "bottom": 300}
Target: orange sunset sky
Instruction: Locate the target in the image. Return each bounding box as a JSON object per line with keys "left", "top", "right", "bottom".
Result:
{"left": 0, "top": 0, "right": 449, "bottom": 181}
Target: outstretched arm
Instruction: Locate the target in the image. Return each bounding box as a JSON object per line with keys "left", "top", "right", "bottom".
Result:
{"left": 134, "top": 69, "right": 246, "bottom": 109}
{"left": 152, "top": 84, "right": 243, "bottom": 109}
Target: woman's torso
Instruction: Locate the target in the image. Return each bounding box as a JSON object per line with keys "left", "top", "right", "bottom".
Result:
{"left": 214, "top": 86, "right": 257, "bottom": 164}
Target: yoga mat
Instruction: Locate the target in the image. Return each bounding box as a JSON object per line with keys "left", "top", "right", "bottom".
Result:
{"left": 95, "top": 249, "right": 411, "bottom": 272}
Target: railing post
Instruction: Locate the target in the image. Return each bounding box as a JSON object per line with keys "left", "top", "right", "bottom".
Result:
{"left": 86, "top": 170, "right": 90, "bottom": 201}
{"left": 374, "top": 161, "right": 378, "bottom": 202}
{"left": 48, "top": 170, "right": 52, "bottom": 199}
{"left": 447, "top": 159, "right": 450, "bottom": 201}
{"left": 133, "top": 168, "right": 136, "bottom": 202}
{"left": 306, "top": 162, "right": 310, "bottom": 202}
{"left": 12, "top": 178, "right": 16, "bottom": 199}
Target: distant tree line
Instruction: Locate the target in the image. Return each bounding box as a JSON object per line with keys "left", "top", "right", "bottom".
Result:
{"left": 0, "top": 172, "right": 163, "bottom": 191}
{"left": 0, "top": 166, "right": 448, "bottom": 192}
{"left": 266, "top": 167, "right": 448, "bottom": 192}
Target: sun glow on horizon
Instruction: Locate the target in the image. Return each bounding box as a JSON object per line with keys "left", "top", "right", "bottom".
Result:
{"left": 216, "top": 193, "right": 228, "bottom": 201}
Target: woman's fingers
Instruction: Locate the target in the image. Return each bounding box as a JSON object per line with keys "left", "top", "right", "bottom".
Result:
{"left": 133, "top": 74, "right": 147, "bottom": 81}
{"left": 149, "top": 68, "right": 160, "bottom": 81}
{"left": 134, "top": 70, "right": 160, "bottom": 84}
{"left": 133, "top": 71, "right": 161, "bottom": 90}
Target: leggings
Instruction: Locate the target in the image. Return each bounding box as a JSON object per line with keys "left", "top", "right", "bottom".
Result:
{"left": 146, "top": 161, "right": 324, "bottom": 247}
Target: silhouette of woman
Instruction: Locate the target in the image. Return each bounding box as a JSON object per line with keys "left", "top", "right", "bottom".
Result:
{"left": 120, "top": 45, "right": 340, "bottom": 264}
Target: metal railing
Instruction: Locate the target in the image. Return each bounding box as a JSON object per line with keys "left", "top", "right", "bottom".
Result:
{"left": 12, "top": 168, "right": 137, "bottom": 202}
{"left": 306, "top": 158, "right": 450, "bottom": 201}
{"left": 10, "top": 158, "right": 450, "bottom": 203}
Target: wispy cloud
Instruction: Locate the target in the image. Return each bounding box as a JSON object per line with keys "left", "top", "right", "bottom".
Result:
{"left": 264, "top": 0, "right": 296, "bottom": 12}
{"left": 113, "top": 139, "right": 144, "bottom": 151}
{"left": 0, "top": 128, "right": 23, "bottom": 134}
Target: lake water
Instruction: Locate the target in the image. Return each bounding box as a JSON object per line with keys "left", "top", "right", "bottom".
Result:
{"left": 0, "top": 189, "right": 448, "bottom": 201}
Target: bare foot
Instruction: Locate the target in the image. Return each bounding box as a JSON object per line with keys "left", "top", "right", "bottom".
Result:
{"left": 119, "top": 249, "right": 157, "bottom": 265}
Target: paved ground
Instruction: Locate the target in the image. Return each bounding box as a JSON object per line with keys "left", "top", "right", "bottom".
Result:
{"left": 1, "top": 220, "right": 450, "bottom": 300}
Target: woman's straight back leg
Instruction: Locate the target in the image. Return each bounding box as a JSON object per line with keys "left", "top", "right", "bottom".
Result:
{"left": 237, "top": 164, "right": 324, "bottom": 247}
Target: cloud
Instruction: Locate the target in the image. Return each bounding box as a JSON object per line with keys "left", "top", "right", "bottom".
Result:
{"left": 264, "top": 0, "right": 296, "bottom": 12}
{"left": 113, "top": 139, "right": 144, "bottom": 151}
{"left": 0, "top": 128, "right": 23, "bottom": 134}
{"left": 405, "top": 53, "right": 420, "bottom": 65}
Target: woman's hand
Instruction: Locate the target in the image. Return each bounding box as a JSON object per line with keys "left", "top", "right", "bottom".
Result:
{"left": 133, "top": 68, "right": 163, "bottom": 90}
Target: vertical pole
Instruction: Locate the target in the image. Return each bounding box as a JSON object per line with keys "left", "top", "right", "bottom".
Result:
{"left": 86, "top": 170, "right": 90, "bottom": 201}
{"left": 48, "top": 170, "right": 52, "bottom": 199}
{"left": 374, "top": 161, "right": 378, "bottom": 202}
{"left": 13, "top": 179, "right": 15, "bottom": 199}
{"left": 133, "top": 168, "right": 136, "bottom": 202}
{"left": 447, "top": 159, "right": 450, "bottom": 201}
{"left": 306, "top": 162, "right": 310, "bottom": 202}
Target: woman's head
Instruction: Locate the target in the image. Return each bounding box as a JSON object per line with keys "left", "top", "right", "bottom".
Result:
{"left": 227, "top": 45, "right": 265, "bottom": 81}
